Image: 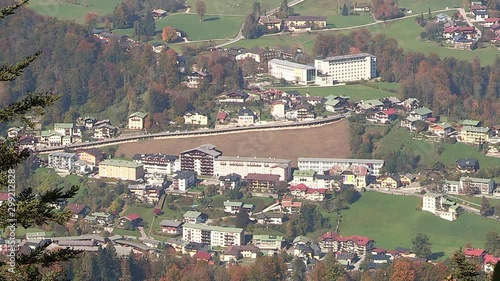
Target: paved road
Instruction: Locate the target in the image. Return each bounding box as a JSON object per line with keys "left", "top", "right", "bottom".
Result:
{"left": 214, "top": 0, "right": 306, "bottom": 48}
{"left": 213, "top": 7, "right": 459, "bottom": 48}
{"left": 458, "top": 8, "right": 482, "bottom": 37}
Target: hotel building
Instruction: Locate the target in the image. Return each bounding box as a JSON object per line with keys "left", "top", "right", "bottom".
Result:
{"left": 214, "top": 156, "right": 292, "bottom": 181}
{"left": 268, "top": 59, "right": 316, "bottom": 85}
{"left": 315, "top": 53, "right": 377, "bottom": 85}
{"left": 182, "top": 224, "right": 244, "bottom": 247}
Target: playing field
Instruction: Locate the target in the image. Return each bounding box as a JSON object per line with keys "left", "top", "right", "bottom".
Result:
{"left": 185, "top": 0, "right": 282, "bottom": 15}
{"left": 114, "top": 14, "right": 244, "bottom": 41}
{"left": 115, "top": 119, "right": 351, "bottom": 167}
{"left": 270, "top": 83, "right": 397, "bottom": 101}
{"left": 397, "top": 0, "right": 461, "bottom": 13}
{"left": 292, "top": 0, "right": 375, "bottom": 28}
{"left": 376, "top": 127, "right": 500, "bottom": 170}
{"left": 335, "top": 192, "right": 500, "bottom": 258}
{"left": 29, "top": 0, "right": 123, "bottom": 24}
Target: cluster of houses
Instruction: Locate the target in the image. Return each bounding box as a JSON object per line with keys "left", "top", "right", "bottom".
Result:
{"left": 258, "top": 15, "right": 327, "bottom": 33}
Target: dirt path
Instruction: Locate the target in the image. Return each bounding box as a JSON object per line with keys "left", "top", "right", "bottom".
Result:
{"left": 116, "top": 119, "right": 350, "bottom": 167}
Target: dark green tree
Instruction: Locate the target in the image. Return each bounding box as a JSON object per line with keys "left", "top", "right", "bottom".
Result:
{"left": 342, "top": 3, "right": 349, "bottom": 16}
{"left": 495, "top": 203, "right": 500, "bottom": 218}
{"left": 480, "top": 196, "right": 493, "bottom": 216}
{"left": 133, "top": 20, "right": 144, "bottom": 38}
{"left": 142, "top": 12, "right": 156, "bottom": 36}
{"left": 234, "top": 208, "right": 250, "bottom": 228}
{"left": 451, "top": 248, "right": 479, "bottom": 281}
{"left": 0, "top": 1, "right": 81, "bottom": 280}
{"left": 113, "top": 2, "right": 132, "bottom": 29}
{"left": 412, "top": 233, "right": 432, "bottom": 258}
{"left": 252, "top": 1, "right": 262, "bottom": 19}
{"left": 278, "top": 0, "right": 289, "bottom": 18}
{"left": 485, "top": 231, "right": 500, "bottom": 256}
{"left": 291, "top": 257, "right": 306, "bottom": 281}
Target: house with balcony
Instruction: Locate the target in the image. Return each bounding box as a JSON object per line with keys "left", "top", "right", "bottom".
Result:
{"left": 237, "top": 107, "right": 258, "bottom": 126}
{"left": 219, "top": 173, "right": 242, "bottom": 190}
{"left": 400, "top": 116, "right": 419, "bottom": 131}
{"left": 171, "top": 170, "right": 197, "bottom": 191}
{"left": 127, "top": 184, "right": 162, "bottom": 204}
{"left": 409, "top": 107, "right": 432, "bottom": 120}
{"left": 255, "top": 213, "right": 285, "bottom": 225}
{"left": 48, "top": 152, "right": 78, "bottom": 172}
{"left": 319, "top": 232, "right": 374, "bottom": 255}
{"left": 184, "top": 112, "right": 208, "bottom": 126}
{"left": 280, "top": 197, "right": 303, "bottom": 214}
{"left": 245, "top": 173, "right": 281, "bottom": 191}
{"left": 456, "top": 158, "right": 479, "bottom": 173}
{"left": 183, "top": 211, "right": 204, "bottom": 224}
{"left": 180, "top": 144, "right": 222, "bottom": 176}
{"left": 459, "top": 126, "right": 490, "bottom": 144}
{"left": 251, "top": 235, "right": 284, "bottom": 251}
{"left": 133, "top": 153, "right": 178, "bottom": 175}
{"left": 460, "top": 177, "right": 495, "bottom": 195}
{"left": 128, "top": 112, "right": 148, "bottom": 130}
{"left": 368, "top": 108, "right": 397, "bottom": 124}
{"left": 429, "top": 123, "right": 454, "bottom": 138}
{"left": 160, "top": 220, "right": 183, "bottom": 234}
{"left": 182, "top": 224, "right": 244, "bottom": 247}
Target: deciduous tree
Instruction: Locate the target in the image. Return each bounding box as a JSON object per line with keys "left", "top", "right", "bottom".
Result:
{"left": 412, "top": 233, "right": 432, "bottom": 258}
{"left": 161, "top": 26, "right": 178, "bottom": 42}
{"left": 196, "top": 0, "right": 206, "bottom": 22}
{"left": 480, "top": 196, "right": 493, "bottom": 216}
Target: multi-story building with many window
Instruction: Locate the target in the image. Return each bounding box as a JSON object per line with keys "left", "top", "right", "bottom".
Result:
{"left": 422, "top": 193, "right": 460, "bottom": 221}
{"left": 268, "top": 59, "right": 316, "bottom": 85}
{"left": 444, "top": 177, "right": 495, "bottom": 195}
{"left": 298, "top": 158, "right": 384, "bottom": 177}
{"left": 132, "top": 153, "right": 179, "bottom": 175}
{"left": 251, "top": 235, "right": 284, "bottom": 251}
{"left": 245, "top": 173, "right": 281, "bottom": 191}
{"left": 48, "top": 152, "right": 78, "bottom": 172}
{"left": 180, "top": 144, "right": 222, "bottom": 176}
{"left": 315, "top": 53, "right": 377, "bottom": 85}
{"left": 98, "top": 159, "right": 144, "bottom": 181}
{"left": 319, "top": 232, "right": 374, "bottom": 255}
{"left": 214, "top": 156, "right": 291, "bottom": 181}
{"left": 460, "top": 126, "right": 490, "bottom": 144}
{"left": 182, "top": 224, "right": 243, "bottom": 247}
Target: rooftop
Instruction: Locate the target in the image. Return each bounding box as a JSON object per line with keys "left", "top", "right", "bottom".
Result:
{"left": 129, "top": 112, "right": 148, "bottom": 119}
{"left": 461, "top": 126, "right": 490, "bottom": 133}
{"left": 252, "top": 234, "right": 284, "bottom": 241}
{"left": 54, "top": 123, "right": 74, "bottom": 129}
{"left": 293, "top": 170, "right": 316, "bottom": 177}
{"left": 461, "top": 119, "right": 481, "bottom": 126}
{"left": 412, "top": 107, "right": 433, "bottom": 116}
{"left": 160, "top": 220, "right": 183, "bottom": 228}
{"left": 183, "top": 211, "right": 202, "bottom": 218}
{"left": 181, "top": 144, "right": 222, "bottom": 157}
{"left": 298, "top": 158, "right": 384, "bottom": 165}
{"left": 269, "top": 59, "right": 315, "bottom": 70}
{"left": 460, "top": 176, "right": 494, "bottom": 184}
{"left": 182, "top": 223, "right": 243, "bottom": 233}
{"left": 216, "top": 156, "right": 291, "bottom": 164}
{"left": 317, "top": 53, "right": 374, "bottom": 62}
{"left": 99, "top": 159, "right": 143, "bottom": 168}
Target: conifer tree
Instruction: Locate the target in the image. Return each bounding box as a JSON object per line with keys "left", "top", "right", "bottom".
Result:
{"left": 0, "top": 1, "right": 81, "bottom": 280}
{"left": 142, "top": 12, "right": 156, "bottom": 36}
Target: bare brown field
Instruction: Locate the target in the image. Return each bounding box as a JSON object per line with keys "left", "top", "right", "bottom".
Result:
{"left": 116, "top": 119, "right": 350, "bottom": 167}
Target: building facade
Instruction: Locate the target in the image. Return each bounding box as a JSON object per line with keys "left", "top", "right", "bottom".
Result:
{"left": 298, "top": 158, "right": 384, "bottom": 176}
{"left": 422, "top": 193, "right": 459, "bottom": 221}
{"left": 460, "top": 126, "right": 490, "bottom": 144}
{"left": 182, "top": 224, "right": 243, "bottom": 247}
{"left": 315, "top": 53, "right": 376, "bottom": 85}
{"left": 268, "top": 59, "right": 316, "bottom": 85}
{"left": 319, "top": 232, "right": 374, "bottom": 255}
{"left": 98, "top": 159, "right": 145, "bottom": 181}
{"left": 214, "top": 156, "right": 291, "bottom": 181}
{"left": 48, "top": 152, "right": 78, "bottom": 172}
{"left": 133, "top": 153, "right": 178, "bottom": 175}
{"left": 184, "top": 113, "right": 208, "bottom": 126}
{"left": 128, "top": 112, "right": 148, "bottom": 130}
{"left": 180, "top": 144, "right": 222, "bottom": 176}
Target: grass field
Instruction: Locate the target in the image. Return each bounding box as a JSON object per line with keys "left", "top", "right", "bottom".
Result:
{"left": 113, "top": 14, "right": 244, "bottom": 41}
{"left": 397, "top": 0, "right": 461, "bottom": 13}
{"left": 292, "top": 0, "right": 374, "bottom": 28}
{"left": 335, "top": 192, "right": 500, "bottom": 258}
{"left": 376, "top": 127, "right": 500, "bottom": 169}
{"left": 449, "top": 195, "right": 500, "bottom": 209}
{"left": 270, "top": 83, "right": 397, "bottom": 101}
{"left": 29, "top": 0, "right": 122, "bottom": 24}
{"left": 186, "top": 0, "right": 282, "bottom": 15}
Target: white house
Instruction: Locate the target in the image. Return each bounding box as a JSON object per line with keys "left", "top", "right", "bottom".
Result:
{"left": 422, "top": 193, "right": 460, "bottom": 221}
{"left": 184, "top": 112, "right": 208, "bottom": 126}
{"left": 237, "top": 107, "right": 257, "bottom": 126}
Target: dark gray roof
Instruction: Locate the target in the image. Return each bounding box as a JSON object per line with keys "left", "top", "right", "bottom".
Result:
{"left": 159, "top": 220, "right": 183, "bottom": 228}
{"left": 238, "top": 107, "right": 256, "bottom": 117}
{"left": 173, "top": 170, "right": 196, "bottom": 179}
{"left": 133, "top": 153, "right": 177, "bottom": 161}
{"left": 219, "top": 173, "right": 242, "bottom": 182}
{"left": 456, "top": 158, "right": 479, "bottom": 169}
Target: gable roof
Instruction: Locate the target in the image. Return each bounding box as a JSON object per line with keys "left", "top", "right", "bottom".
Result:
{"left": 159, "top": 220, "right": 183, "bottom": 228}
{"left": 181, "top": 144, "right": 222, "bottom": 157}
{"left": 245, "top": 173, "right": 280, "bottom": 181}
{"left": 129, "top": 112, "right": 148, "bottom": 119}
{"left": 382, "top": 108, "right": 397, "bottom": 115}
{"left": 66, "top": 204, "right": 87, "bottom": 215}
{"left": 456, "top": 158, "right": 479, "bottom": 168}
{"left": 124, "top": 213, "right": 141, "bottom": 221}
{"left": 464, "top": 247, "right": 485, "bottom": 257}
{"left": 290, "top": 183, "right": 308, "bottom": 192}
{"left": 413, "top": 107, "right": 432, "bottom": 116}
{"left": 183, "top": 211, "right": 202, "bottom": 219}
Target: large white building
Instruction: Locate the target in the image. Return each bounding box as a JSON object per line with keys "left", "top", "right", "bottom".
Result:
{"left": 48, "top": 152, "right": 78, "bottom": 172}
{"left": 315, "top": 53, "right": 377, "bottom": 85}
{"left": 132, "top": 153, "right": 179, "bottom": 175}
{"left": 444, "top": 177, "right": 495, "bottom": 195}
{"left": 214, "top": 156, "right": 292, "bottom": 181}
{"left": 182, "top": 223, "right": 243, "bottom": 247}
{"left": 422, "top": 193, "right": 459, "bottom": 221}
{"left": 268, "top": 59, "right": 316, "bottom": 85}
{"left": 297, "top": 158, "right": 384, "bottom": 177}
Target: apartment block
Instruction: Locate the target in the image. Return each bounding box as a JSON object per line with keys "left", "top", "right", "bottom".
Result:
{"left": 180, "top": 144, "right": 222, "bottom": 176}
{"left": 182, "top": 223, "right": 243, "bottom": 247}
{"left": 251, "top": 235, "right": 284, "bottom": 251}
{"left": 319, "top": 232, "right": 374, "bottom": 255}
{"left": 98, "top": 159, "right": 144, "bottom": 181}
{"left": 133, "top": 153, "right": 179, "bottom": 175}
{"left": 214, "top": 156, "right": 292, "bottom": 181}
{"left": 460, "top": 126, "right": 490, "bottom": 144}
{"left": 268, "top": 59, "right": 316, "bottom": 85}
{"left": 422, "top": 193, "right": 460, "bottom": 221}
{"left": 315, "top": 53, "right": 376, "bottom": 85}
{"left": 48, "top": 152, "right": 78, "bottom": 172}
{"left": 298, "top": 158, "right": 384, "bottom": 177}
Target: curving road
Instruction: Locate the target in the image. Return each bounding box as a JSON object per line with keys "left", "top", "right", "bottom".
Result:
{"left": 213, "top": 7, "right": 459, "bottom": 48}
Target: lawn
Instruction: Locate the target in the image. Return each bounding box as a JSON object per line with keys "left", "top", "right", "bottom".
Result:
{"left": 29, "top": 0, "right": 122, "bottom": 24}
{"left": 186, "top": 0, "right": 282, "bottom": 15}
{"left": 397, "top": 0, "right": 461, "bottom": 14}
{"left": 292, "top": 0, "right": 374, "bottom": 28}
{"left": 448, "top": 194, "right": 500, "bottom": 209}
{"left": 376, "top": 126, "right": 500, "bottom": 169}
{"left": 114, "top": 14, "right": 244, "bottom": 41}
{"left": 334, "top": 192, "right": 500, "bottom": 258}
{"left": 270, "top": 83, "right": 397, "bottom": 101}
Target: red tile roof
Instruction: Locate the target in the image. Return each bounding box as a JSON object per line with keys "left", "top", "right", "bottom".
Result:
{"left": 0, "top": 193, "right": 8, "bottom": 201}
{"left": 216, "top": 111, "right": 227, "bottom": 120}
{"left": 66, "top": 204, "right": 87, "bottom": 215}
{"left": 305, "top": 188, "right": 327, "bottom": 194}
{"left": 290, "top": 183, "right": 308, "bottom": 192}
{"left": 471, "top": 5, "right": 487, "bottom": 10}
{"left": 485, "top": 18, "right": 500, "bottom": 23}
{"left": 464, "top": 247, "right": 485, "bottom": 257}
{"left": 484, "top": 254, "right": 500, "bottom": 265}
{"left": 125, "top": 213, "right": 142, "bottom": 221}
{"left": 321, "top": 232, "right": 373, "bottom": 246}
{"left": 372, "top": 248, "right": 387, "bottom": 254}
{"left": 382, "top": 108, "right": 397, "bottom": 115}
{"left": 194, "top": 251, "right": 212, "bottom": 261}
{"left": 281, "top": 198, "right": 303, "bottom": 208}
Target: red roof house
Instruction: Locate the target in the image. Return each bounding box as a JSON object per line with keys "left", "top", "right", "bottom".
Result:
{"left": 194, "top": 251, "right": 212, "bottom": 261}
{"left": 216, "top": 111, "right": 228, "bottom": 122}
{"left": 464, "top": 247, "right": 486, "bottom": 258}
{"left": 119, "top": 213, "right": 143, "bottom": 228}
